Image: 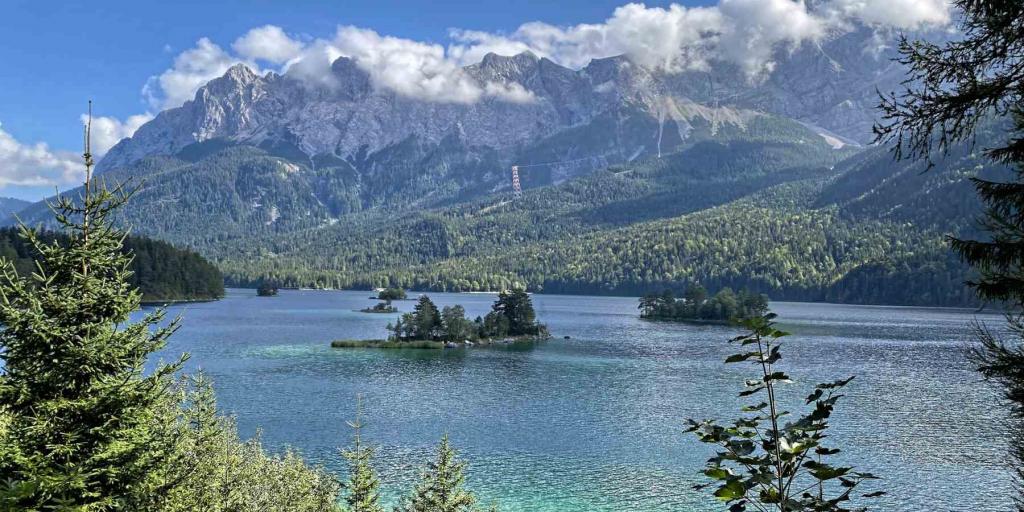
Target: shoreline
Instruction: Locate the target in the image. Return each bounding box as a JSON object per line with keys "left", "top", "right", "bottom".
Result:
{"left": 331, "top": 334, "right": 551, "bottom": 350}
{"left": 141, "top": 297, "right": 222, "bottom": 306}
{"left": 222, "top": 286, "right": 990, "bottom": 310}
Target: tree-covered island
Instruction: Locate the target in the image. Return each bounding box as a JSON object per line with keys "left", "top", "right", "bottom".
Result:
{"left": 359, "top": 301, "right": 399, "bottom": 313}
{"left": 375, "top": 287, "right": 408, "bottom": 301}
{"left": 639, "top": 285, "right": 768, "bottom": 323}
{"left": 256, "top": 281, "right": 278, "bottom": 296}
{"left": 358, "top": 287, "right": 407, "bottom": 313}
{"left": 334, "top": 289, "right": 549, "bottom": 349}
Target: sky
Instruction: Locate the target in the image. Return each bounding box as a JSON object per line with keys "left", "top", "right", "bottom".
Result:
{"left": 0, "top": 0, "right": 953, "bottom": 200}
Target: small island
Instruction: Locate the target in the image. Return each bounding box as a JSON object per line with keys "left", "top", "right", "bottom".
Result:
{"left": 358, "top": 287, "right": 407, "bottom": 313}
{"left": 359, "top": 301, "right": 398, "bottom": 313}
{"left": 638, "top": 285, "right": 768, "bottom": 323}
{"left": 257, "top": 281, "right": 279, "bottom": 297}
{"left": 374, "top": 287, "right": 408, "bottom": 301}
{"left": 333, "top": 289, "right": 548, "bottom": 349}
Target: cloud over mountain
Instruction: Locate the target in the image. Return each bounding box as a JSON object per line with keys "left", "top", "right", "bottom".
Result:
{"left": 140, "top": 1, "right": 952, "bottom": 110}
{"left": 0, "top": 0, "right": 954, "bottom": 193}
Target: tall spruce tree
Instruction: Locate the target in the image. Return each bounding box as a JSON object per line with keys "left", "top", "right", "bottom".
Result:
{"left": 875, "top": 0, "right": 1024, "bottom": 300}
{"left": 0, "top": 108, "right": 185, "bottom": 509}
{"left": 342, "top": 398, "right": 384, "bottom": 512}
{"left": 491, "top": 289, "right": 537, "bottom": 336}
{"left": 397, "top": 435, "right": 479, "bottom": 512}
{"left": 875, "top": 1, "right": 1024, "bottom": 507}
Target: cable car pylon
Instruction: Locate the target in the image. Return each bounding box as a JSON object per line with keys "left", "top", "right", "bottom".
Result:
{"left": 510, "top": 165, "right": 522, "bottom": 199}
{"left": 509, "top": 155, "right": 607, "bottom": 200}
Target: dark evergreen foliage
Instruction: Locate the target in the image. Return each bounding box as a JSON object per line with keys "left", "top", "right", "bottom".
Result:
{"left": 0, "top": 172, "right": 184, "bottom": 509}
{"left": 377, "top": 287, "right": 407, "bottom": 301}
{"left": 257, "top": 281, "right": 279, "bottom": 296}
{"left": 0, "top": 227, "right": 224, "bottom": 302}
{"left": 876, "top": 1, "right": 1024, "bottom": 508}
{"left": 388, "top": 291, "right": 545, "bottom": 342}
{"left": 639, "top": 286, "right": 768, "bottom": 322}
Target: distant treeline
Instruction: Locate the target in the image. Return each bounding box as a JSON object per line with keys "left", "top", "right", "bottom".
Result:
{"left": 640, "top": 286, "right": 769, "bottom": 322}
{"left": 0, "top": 227, "right": 224, "bottom": 302}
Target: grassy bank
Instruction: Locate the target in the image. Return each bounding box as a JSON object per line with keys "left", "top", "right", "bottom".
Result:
{"left": 330, "top": 334, "right": 551, "bottom": 350}
{"left": 330, "top": 339, "right": 444, "bottom": 349}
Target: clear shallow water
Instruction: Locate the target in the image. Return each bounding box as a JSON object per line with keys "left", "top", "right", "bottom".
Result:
{"left": 149, "top": 289, "right": 1014, "bottom": 511}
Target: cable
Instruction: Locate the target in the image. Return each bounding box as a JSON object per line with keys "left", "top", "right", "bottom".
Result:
{"left": 510, "top": 155, "right": 606, "bottom": 169}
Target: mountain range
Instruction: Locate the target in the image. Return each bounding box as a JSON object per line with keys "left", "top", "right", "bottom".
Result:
{"left": 8, "top": 24, "right": 999, "bottom": 306}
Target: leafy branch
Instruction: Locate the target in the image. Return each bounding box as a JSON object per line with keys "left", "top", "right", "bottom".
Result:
{"left": 686, "top": 313, "right": 882, "bottom": 511}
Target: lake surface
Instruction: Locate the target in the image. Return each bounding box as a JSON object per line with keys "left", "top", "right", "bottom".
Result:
{"left": 150, "top": 289, "right": 1014, "bottom": 511}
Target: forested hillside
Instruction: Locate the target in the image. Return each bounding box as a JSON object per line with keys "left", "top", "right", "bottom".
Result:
{"left": 213, "top": 135, "right": 985, "bottom": 306}
{"left": 7, "top": 107, "right": 997, "bottom": 307}
{"left": 0, "top": 197, "right": 29, "bottom": 217}
{"left": 0, "top": 228, "right": 224, "bottom": 302}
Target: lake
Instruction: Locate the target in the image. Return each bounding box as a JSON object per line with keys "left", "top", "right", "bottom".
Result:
{"left": 150, "top": 289, "right": 1014, "bottom": 511}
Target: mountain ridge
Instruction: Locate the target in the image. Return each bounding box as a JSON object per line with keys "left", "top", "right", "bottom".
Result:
{"left": 97, "top": 24, "right": 904, "bottom": 177}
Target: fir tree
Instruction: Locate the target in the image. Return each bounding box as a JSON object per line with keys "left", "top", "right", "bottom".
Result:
{"left": 412, "top": 295, "right": 440, "bottom": 340}
{"left": 491, "top": 289, "right": 539, "bottom": 336}
{"left": 397, "top": 435, "right": 479, "bottom": 512}
{"left": 342, "top": 398, "right": 384, "bottom": 512}
{"left": 875, "top": 2, "right": 1024, "bottom": 505}
{"left": 0, "top": 109, "right": 185, "bottom": 509}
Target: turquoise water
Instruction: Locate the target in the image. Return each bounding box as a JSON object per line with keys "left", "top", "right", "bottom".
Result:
{"left": 150, "top": 289, "right": 1014, "bottom": 511}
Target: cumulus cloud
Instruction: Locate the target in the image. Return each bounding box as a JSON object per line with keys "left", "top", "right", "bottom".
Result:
{"left": 232, "top": 25, "right": 305, "bottom": 64}
{"left": 827, "top": 0, "right": 952, "bottom": 29}
{"left": 84, "top": 113, "right": 154, "bottom": 156}
{"left": 330, "top": 26, "right": 485, "bottom": 103}
{"left": 139, "top": 0, "right": 953, "bottom": 109}
{"left": 0, "top": 123, "right": 83, "bottom": 187}
{"left": 145, "top": 24, "right": 539, "bottom": 107}
{"left": 451, "top": 0, "right": 951, "bottom": 78}
{"left": 143, "top": 37, "right": 241, "bottom": 109}
{"left": 325, "top": 26, "right": 535, "bottom": 103}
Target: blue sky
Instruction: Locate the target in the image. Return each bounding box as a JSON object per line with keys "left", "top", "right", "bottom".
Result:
{"left": 1, "top": 1, "right": 686, "bottom": 148}
{"left": 0, "top": 0, "right": 696, "bottom": 199}
{"left": 0, "top": 0, "right": 952, "bottom": 200}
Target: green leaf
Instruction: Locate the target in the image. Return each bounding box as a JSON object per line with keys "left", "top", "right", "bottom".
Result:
{"left": 738, "top": 386, "right": 764, "bottom": 397}
{"left": 725, "top": 352, "right": 759, "bottom": 363}
{"left": 714, "top": 480, "right": 746, "bottom": 501}
{"left": 741, "top": 402, "right": 768, "bottom": 412}
{"left": 805, "top": 461, "right": 851, "bottom": 480}
{"left": 763, "top": 372, "right": 792, "bottom": 383}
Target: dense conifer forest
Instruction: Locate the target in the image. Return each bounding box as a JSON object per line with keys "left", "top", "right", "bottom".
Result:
{"left": 7, "top": 76, "right": 1002, "bottom": 308}
{"left": 0, "top": 227, "right": 224, "bottom": 302}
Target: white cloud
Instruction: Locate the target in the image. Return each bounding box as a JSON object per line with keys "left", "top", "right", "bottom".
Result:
{"left": 327, "top": 26, "right": 538, "bottom": 104}
{"left": 450, "top": 0, "right": 950, "bottom": 78}
{"left": 232, "top": 25, "right": 305, "bottom": 64}
{"left": 457, "top": 3, "right": 727, "bottom": 72}
{"left": 138, "top": 1, "right": 954, "bottom": 108}
{"left": 83, "top": 113, "right": 154, "bottom": 156}
{"left": 143, "top": 37, "right": 242, "bottom": 110}
{"left": 330, "top": 26, "right": 484, "bottom": 103}
{"left": 827, "top": 0, "right": 952, "bottom": 29}
{"left": 145, "top": 25, "right": 537, "bottom": 107}
{"left": 0, "top": 123, "right": 83, "bottom": 187}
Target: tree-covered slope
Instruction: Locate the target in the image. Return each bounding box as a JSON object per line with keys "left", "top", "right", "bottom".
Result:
{"left": 207, "top": 131, "right": 988, "bottom": 307}
{"left": 0, "top": 197, "right": 30, "bottom": 218}
{"left": 9, "top": 106, "right": 994, "bottom": 307}
{"left": 0, "top": 228, "right": 224, "bottom": 302}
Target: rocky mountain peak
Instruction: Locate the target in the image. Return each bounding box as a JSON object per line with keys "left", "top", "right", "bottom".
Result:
{"left": 98, "top": 28, "right": 909, "bottom": 173}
